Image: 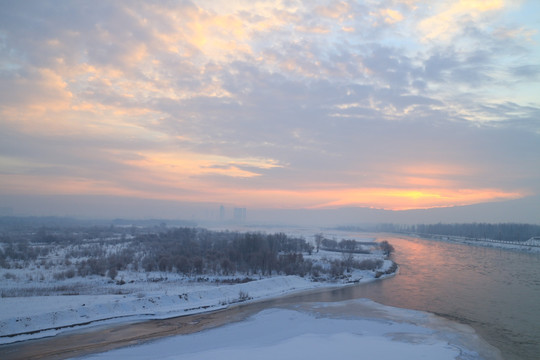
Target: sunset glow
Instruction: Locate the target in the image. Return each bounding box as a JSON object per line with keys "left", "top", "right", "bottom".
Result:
{"left": 1, "top": 1, "right": 539, "bottom": 218}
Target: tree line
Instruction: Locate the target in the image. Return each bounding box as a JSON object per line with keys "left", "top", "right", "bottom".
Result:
{"left": 134, "top": 228, "right": 315, "bottom": 277}
{"left": 1, "top": 226, "right": 392, "bottom": 281}
{"left": 401, "top": 223, "right": 540, "bottom": 242}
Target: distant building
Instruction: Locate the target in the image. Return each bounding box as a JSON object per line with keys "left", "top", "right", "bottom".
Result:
{"left": 219, "top": 205, "right": 225, "bottom": 221}
{"left": 234, "top": 207, "right": 246, "bottom": 222}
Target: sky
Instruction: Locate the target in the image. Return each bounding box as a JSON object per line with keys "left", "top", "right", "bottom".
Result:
{"left": 1, "top": 0, "right": 539, "bottom": 220}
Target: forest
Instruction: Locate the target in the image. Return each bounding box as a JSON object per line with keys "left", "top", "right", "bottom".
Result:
{"left": 0, "top": 220, "right": 393, "bottom": 285}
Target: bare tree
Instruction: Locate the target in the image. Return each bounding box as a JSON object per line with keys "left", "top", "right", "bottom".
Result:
{"left": 314, "top": 233, "right": 324, "bottom": 253}
{"left": 379, "top": 241, "right": 394, "bottom": 257}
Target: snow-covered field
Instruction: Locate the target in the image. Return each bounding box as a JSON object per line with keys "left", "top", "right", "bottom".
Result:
{"left": 76, "top": 298, "right": 502, "bottom": 360}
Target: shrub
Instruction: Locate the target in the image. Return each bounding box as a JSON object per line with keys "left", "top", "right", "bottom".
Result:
{"left": 238, "top": 290, "right": 251, "bottom": 302}
{"left": 3, "top": 272, "right": 16, "bottom": 280}
{"left": 355, "top": 259, "right": 383, "bottom": 270}
{"left": 65, "top": 268, "right": 76, "bottom": 278}
{"left": 330, "top": 260, "right": 344, "bottom": 278}
{"left": 379, "top": 241, "right": 395, "bottom": 256}
{"left": 108, "top": 266, "right": 118, "bottom": 280}
{"left": 53, "top": 271, "right": 66, "bottom": 280}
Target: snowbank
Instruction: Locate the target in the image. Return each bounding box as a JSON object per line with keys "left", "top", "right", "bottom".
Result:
{"left": 77, "top": 299, "right": 502, "bottom": 360}
{"left": 1, "top": 275, "right": 354, "bottom": 344}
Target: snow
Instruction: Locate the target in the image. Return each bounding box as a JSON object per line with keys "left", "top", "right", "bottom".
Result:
{"left": 1, "top": 271, "right": 397, "bottom": 344}
{"left": 0, "top": 242, "right": 395, "bottom": 344}
{"left": 76, "top": 299, "right": 502, "bottom": 360}
{"left": 0, "top": 276, "right": 338, "bottom": 343}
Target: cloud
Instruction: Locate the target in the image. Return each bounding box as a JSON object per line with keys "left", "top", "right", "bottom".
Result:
{"left": 315, "top": 1, "right": 352, "bottom": 19}
{"left": 311, "top": 187, "right": 523, "bottom": 210}
{"left": 0, "top": 0, "right": 539, "bottom": 214}
{"left": 418, "top": 0, "right": 505, "bottom": 42}
{"left": 375, "top": 8, "right": 404, "bottom": 25}
{"left": 512, "top": 64, "right": 540, "bottom": 79}
{"left": 0, "top": 68, "right": 73, "bottom": 117}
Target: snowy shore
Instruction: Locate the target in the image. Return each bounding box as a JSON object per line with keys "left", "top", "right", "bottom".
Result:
{"left": 0, "top": 275, "right": 332, "bottom": 343}
{"left": 409, "top": 233, "right": 540, "bottom": 253}
{"left": 0, "top": 254, "right": 395, "bottom": 345}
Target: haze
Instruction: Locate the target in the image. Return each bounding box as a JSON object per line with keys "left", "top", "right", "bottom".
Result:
{"left": 1, "top": 1, "right": 539, "bottom": 224}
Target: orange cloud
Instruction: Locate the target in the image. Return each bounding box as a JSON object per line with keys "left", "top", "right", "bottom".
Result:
{"left": 419, "top": 0, "right": 505, "bottom": 41}
{"left": 379, "top": 9, "right": 404, "bottom": 24}
{"left": 117, "top": 151, "right": 284, "bottom": 196}
{"left": 294, "top": 25, "right": 331, "bottom": 34}
{"left": 1, "top": 165, "right": 525, "bottom": 212}
{"left": 189, "top": 186, "right": 524, "bottom": 211}
{"left": 309, "top": 187, "right": 523, "bottom": 210}
{"left": 1, "top": 145, "right": 525, "bottom": 212}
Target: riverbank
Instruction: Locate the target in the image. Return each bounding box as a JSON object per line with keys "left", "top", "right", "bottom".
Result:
{"left": 0, "top": 276, "right": 337, "bottom": 344}
{"left": 0, "top": 250, "right": 396, "bottom": 344}
{"left": 407, "top": 233, "right": 540, "bottom": 253}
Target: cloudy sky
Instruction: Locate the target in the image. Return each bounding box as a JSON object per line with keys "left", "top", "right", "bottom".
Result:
{"left": 1, "top": 0, "right": 539, "bottom": 218}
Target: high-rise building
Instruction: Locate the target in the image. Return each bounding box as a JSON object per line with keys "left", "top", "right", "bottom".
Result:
{"left": 233, "top": 207, "right": 246, "bottom": 222}
{"left": 219, "top": 205, "right": 225, "bottom": 221}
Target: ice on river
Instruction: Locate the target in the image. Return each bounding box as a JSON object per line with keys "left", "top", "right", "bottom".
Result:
{"left": 77, "top": 298, "right": 502, "bottom": 360}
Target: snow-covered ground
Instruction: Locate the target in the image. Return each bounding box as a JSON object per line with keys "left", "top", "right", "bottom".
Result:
{"left": 0, "top": 276, "right": 329, "bottom": 343}
{"left": 76, "top": 298, "right": 502, "bottom": 360}
{"left": 0, "top": 248, "right": 395, "bottom": 344}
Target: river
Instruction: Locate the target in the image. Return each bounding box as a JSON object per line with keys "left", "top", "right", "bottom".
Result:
{"left": 3, "top": 233, "right": 539, "bottom": 360}
{"left": 376, "top": 234, "right": 540, "bottom": 360}
{"left": 269, "top": 233, "right": 540, "bottom": 360}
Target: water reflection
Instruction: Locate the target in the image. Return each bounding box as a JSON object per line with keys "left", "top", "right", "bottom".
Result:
{"left": 349, "top": 235, "right": 540, "bottom": 360}
{"left": 253, "top": 234, "right": 539, "bottom": 360}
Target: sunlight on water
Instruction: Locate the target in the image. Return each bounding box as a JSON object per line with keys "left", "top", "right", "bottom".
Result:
{"left": 349, "top": 235, "right": 540, "bottom": 360}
